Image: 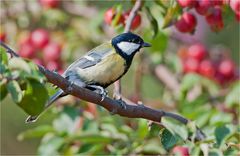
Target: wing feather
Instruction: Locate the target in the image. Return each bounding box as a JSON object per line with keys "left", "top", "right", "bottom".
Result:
{"left": 63, "top": 42, "right": 114, "bottom": 77}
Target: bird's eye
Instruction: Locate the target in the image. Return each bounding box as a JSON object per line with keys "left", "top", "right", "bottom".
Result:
{"left": 134, "top": 38, "right": 140, "bottom": 43}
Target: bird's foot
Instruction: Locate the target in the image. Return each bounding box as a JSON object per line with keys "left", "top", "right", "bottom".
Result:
{"left": 110, "top": 98, "right": 127, "bottom": 115}
{"left": 87, "top": 85, "right": 108, "bottom": 102}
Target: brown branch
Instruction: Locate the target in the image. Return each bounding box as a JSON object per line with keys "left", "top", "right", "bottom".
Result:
{"left": 0, "top": 41, "right": 205, "bottom": 141}
{"left": 124, "top": 0, "right": 142, "bottom": 33}
{"left": 114, "top": 0, "right": 142, "bottom": 99}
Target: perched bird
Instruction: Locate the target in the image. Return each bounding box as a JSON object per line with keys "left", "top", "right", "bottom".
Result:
{"left": 26, "top": 32, "right": 151, "bottom": 123}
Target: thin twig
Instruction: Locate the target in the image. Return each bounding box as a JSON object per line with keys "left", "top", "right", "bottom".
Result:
{"left": 124, "top": 0, "right": 142, "bottom": 33}
{"left": 0, "top": 41, "right": 206, "bottom": 141}
{"left": 114, "top": 0, "right": 142, "bottom": 99}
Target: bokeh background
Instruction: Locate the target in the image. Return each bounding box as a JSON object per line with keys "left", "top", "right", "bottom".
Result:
{"left": 1, "top": 0, "right": 239, "bottom": 155}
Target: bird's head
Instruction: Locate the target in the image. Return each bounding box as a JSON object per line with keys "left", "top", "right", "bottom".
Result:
{"left": 111, "top": 32, "right": 151, "bottom": 58}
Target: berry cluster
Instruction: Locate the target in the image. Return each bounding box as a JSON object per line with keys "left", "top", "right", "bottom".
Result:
{"left": 18, "top": 29, "right": 63, "bottom": 73}
{"left": 175, "top": 0, "right": 240, "bottom": 33}
{"left": 178, "top": 43, "right": 237, "bottom": 85}
{"left": 104, "top": 8, "right": 141, "bottom": 30}
{"left": 39, "top": 0, "right": 60, "bottom": 8}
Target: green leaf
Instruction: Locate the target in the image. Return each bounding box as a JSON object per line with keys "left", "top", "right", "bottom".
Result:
{"left": 145, "top": 7, "right": 159, "bottom": 38}
{"left": 181, "top": 73, "right": 201, "bottom": 92}
{"left": 162, "top": 3, "right": 181, "bottom": 28}
{"left": 215, "top": 125, "right": 231, "bottom": 147}
{"left": 208, "top": 149, "right": 223, "bottom": 156}
{"left": 26, "top": 61, "right": 46, "bottom": 82}
{"left": 0, "top": 63, "right": 8, "bottom": 74}
{"left": 0, "top": 81, "right": 8, "bottom": 101}
{"left": 160, "top": 129, "right": 179, "bottom": 151}
{"left": 201, "top": 76, "right": 220, "bottom": 95}
{"left": 142, "top": 139, "right": 163, "bottom": 154}
{"left": 151, "top": 33, "right": 168, "bottom": 53}
{"left": 78, "top": 144, "right": 105, "bottom": 155}
{"left": 210, "top": 111, "right": 233, "bottom": 126}
{"left": 38, "top": 135, "right": 64, "bottom": 156}
{"left": 7, "top": 80, "right": 23, "bottom": 103}
{"left": 162, "top": 117, "right": 188, "bottom": 140}
{"left": 17, "top": 78, "right": 48, "bottom": 116}
{"left": 53, "top": 111, "right": 76, "bottom": 134}
{"left": 137, "top": 119, "right": 148, "bottom": 139}
{"left": 72, "top": 132, "right": 114, "bottom": 144}
{"left": 8, "top": 57, "right": 31, "bottom": 73}
{"left": 18, "top": 125, "right": 55, "bottom": 141}
{"left": 225, "top": 81, "right": 240, "bottom": 107}
{"left": 180, "top": 73, "right": 201, "bottom": 100}
{"left": 112, "top": 5, "right": 123, "bottom": 27}
{"left": 0, "top": 47, "right": 8, "bottom": 65}
{"left": 148, "top": 122, "right": 163, "bottom": 137}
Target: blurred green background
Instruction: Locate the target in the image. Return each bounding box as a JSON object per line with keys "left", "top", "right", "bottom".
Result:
{"left": 1, "top": 0, "right": 239, "bottom": 155}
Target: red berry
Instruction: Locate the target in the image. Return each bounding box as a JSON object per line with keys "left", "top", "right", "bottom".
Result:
{"left": 46, "top": 60, "right": 61, "bottom": 71}
{"left": 187, "top": 43, "right": 207, "bottom": 61}
{"left": 183, "top": 58, "right": 200, "bottom": 73}
{"left": 218, "top": 59, "right": 235, "bottom": 78}
{"left": 206, "top": 7, "right": 224, "bottom": 32}
{"left": 104, "top": 8, "right": 124, "bottom": 25}
{"left": 43, "top": 42, "right": 61, "bottom": 62}
{"left": 39, "top": 0, "right": 60, "bottom": 8}
{"left": 199, "top": 60, "right": 215, "bottom": 78}
{"left": 175, "top": 12, "right": 197, "bottom": 33}
{"left": 236, "top": 12, "right": 240, "bottom": 21}
{"left": 215, "top": 72, "right": 226, "bottom": 84}
{"left": 172, "top": 146, "right": 190, "bottom": 156}
{"left": 195, "top": 0, "right": 212, "bottom": 15}
{"left": 0, "top": 32, "right": 6, "bottom": 42}
{"left": 19, "top": 43, "right": 35, "bottom": 58}
{"left": 123, "top": 12, "right": 142, "bottom": 30}
{"left": 31, "top": 29, "right": 49, "bottom": 49}
{"left": 212, "top": 0, "right": 224, "bottom": 6}
{"left": 19, "top": 34, "right": 32, "bottom": 45}
{"left": 177, "top": 0, "right": 196, "bottom": 7}
{"left": 230, "top": 0, "right": 240, "bottom": 14}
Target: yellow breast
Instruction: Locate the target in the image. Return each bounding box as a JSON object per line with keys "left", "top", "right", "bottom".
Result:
{"left": 76, "top": 52, "right": 126, "bottom": 86}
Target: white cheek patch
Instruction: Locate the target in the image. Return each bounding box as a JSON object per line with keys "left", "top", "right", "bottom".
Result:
{"left": 117, "top": 42, "right": 140, "bottom": 55}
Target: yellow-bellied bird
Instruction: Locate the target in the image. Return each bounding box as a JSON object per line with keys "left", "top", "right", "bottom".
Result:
{"left": 26, "top": 32, "right": 151, "bottom": 123}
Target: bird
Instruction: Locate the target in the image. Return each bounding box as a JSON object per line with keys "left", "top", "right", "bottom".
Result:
{"left": 26, "top": 32, "right": 151, "bottom": 123}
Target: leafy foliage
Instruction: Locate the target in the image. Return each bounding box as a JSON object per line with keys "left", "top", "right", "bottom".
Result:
{"left": 1, "top": 0, "right": 239, "bottom": 155}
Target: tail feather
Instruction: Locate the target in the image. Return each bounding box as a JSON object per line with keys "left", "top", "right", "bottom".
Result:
{"left": 25, "top": 90, "right": 64, "bottom": 123}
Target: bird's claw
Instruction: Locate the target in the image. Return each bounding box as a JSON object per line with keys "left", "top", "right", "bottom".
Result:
{"left": 87, "top": 85, "right": 108, "bottom": 102}
{"left": 100, "top": 89, "right": 108, "bottom": 102}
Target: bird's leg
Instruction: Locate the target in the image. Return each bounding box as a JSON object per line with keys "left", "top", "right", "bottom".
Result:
{"left": 87, "top": 85, "right": 108, "bottom": 102}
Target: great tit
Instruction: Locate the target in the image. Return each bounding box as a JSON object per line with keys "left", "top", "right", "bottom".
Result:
{"left": 26, "top": 32, "right": 151, "bottom": 123}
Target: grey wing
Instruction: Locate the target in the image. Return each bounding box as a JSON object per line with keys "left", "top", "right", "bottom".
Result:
{"left": 62, "top": 42, "right": 113, "bottom": 77}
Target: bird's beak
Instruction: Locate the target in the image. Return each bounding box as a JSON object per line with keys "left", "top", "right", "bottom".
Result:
{"left": 142, "top": 42, "right": 151, "bottom": 47}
